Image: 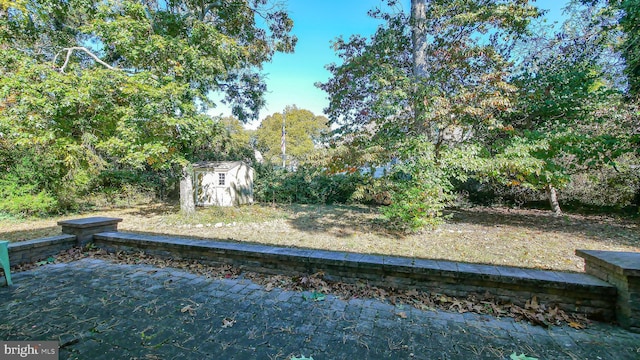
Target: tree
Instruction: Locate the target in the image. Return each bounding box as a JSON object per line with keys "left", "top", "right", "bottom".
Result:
{"left": 319, "top": 0, "right": 538, "bottom": 229}
{"left": 604, "top": 0, "right": 640, "bottom": 210}
{"left": 185, "top": 116, "right": 256, "bottom": 164}
{"left": 601, "top": 0, "right": 640, "bottom": 210}
{"left": 486, "top": 0, "right": 634, "bottom": 215}
{"left": 617, "top": 0, "right": 640, "bottom": 96}
{"left": 220, "top": 116, "right": 253, "bottom": 150}
{"left": 0, "top": 0, "right": 295, "bottom": 213}
{"left": 255, "top": 106, "right": 329, "bottom": 165}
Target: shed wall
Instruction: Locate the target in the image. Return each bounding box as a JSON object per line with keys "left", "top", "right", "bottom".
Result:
{"left": 194, "top": 163, "right": 253, "bottom": 206}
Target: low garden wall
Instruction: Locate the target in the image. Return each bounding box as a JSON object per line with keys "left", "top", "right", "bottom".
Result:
{"left": 92, "top": 231, "right": 617, "bottom": 322}
{"left": 7, "top": 234, "right": 76, "bottom": 265}
{"left": 5, "top": 217, "right": 640, "bottom": 333}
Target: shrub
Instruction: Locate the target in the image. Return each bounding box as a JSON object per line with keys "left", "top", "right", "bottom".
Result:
{"left": 253, "top": 164, "right": 363, "bottom": 205}
{"left": 377, "top": 160, "right": 454, "bottom": 231}
{"left": 87, "top": 168, "right": 174, "bottom": 206}
{"left": 0, "top": 176, "right": 58, "bottom": 216}
{"left": 454, "top": 179, "right": 543, "bottom": 207}
{"left": 561, "top": 164, "right": 639, "bottom": 209}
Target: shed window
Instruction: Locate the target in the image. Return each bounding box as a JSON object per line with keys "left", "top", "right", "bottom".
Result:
{"left": 218, "top": 173, "right": 226, "bottom": 186}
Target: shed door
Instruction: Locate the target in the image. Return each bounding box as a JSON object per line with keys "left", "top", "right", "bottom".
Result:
{"left": 194, "top": 170, "right": 231, "bottom": 206}
{"left": 194, "top": 171, "right": 209, "bottom": 206}
{"left": 215, "top": 172, "right": 232, "bottom": 206}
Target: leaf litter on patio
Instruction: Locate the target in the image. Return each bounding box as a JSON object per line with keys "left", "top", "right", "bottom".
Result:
{"left": 17, "top": 246, "right": 591, "bottom": 330}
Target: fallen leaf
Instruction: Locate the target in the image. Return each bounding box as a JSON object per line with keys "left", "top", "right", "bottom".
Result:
{"left": 265, "top": 282, "right": 275, "bottom": 291}
{"left": 396, "top": 312, "right": 407, "bottom": 319}
{"left": 180, "top": 305, "right": 195, "bottom": 313}
{"left": 222, "top": 318, "right": 236, "bottom": 328}
{"left": 41, "top": 246, "right": 592, "bottom": 330}
{"left": 406, "top": 289, "right": 420, "bottom": 297}
{"left": 568, "top": 321, "right": 585, "bottom": 330}
{"left": 526, "top": 296, "right": 539, "bottom": 311}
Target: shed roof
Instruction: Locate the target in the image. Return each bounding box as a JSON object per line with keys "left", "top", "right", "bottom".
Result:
{"left": 192, "top": 161, "right": 250, "bottom": 171}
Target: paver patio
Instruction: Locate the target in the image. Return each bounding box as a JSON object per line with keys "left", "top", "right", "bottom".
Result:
{"left": 1, "top": 259, "right": 639, "bottom": 359}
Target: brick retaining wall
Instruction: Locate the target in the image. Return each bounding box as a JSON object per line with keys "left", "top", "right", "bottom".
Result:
{"left": 94, "top": 231, "right": 617, "bottom": 321}
{"left": 8, "top": 235, "right": 77, "bottom": 265}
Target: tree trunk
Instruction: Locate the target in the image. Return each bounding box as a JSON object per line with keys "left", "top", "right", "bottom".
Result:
{"left": 410, "top": 0, "right": 432, "bottom": 140}
{"left": 411, "top": 0, "right": 428, "bottom": 80}
{"left": 633, "top": 184, "right": 640, "bottom": 214}
{"left": 546, "top": 184, "right": 562, "bottom": 216}
{"left": 180, "top": 166, "right": 195, "bottom": 215}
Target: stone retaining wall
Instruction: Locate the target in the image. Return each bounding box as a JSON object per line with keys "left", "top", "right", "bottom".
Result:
{"left": 8, "top": 235, "right": 77, "bottom": 265}
{"left": 93, "top": 231, "right": 617, "bottom": 321}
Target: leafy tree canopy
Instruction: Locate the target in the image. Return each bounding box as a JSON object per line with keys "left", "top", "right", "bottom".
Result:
{"left": 255, "top": 105, "right": 329, "bottom": 165}
{"left": 482, "top": 1, "right": 638, "bottom": 213}
{"left": 318, "top": 0, "right": 540, "bottom": 229}
{"left": 610, "top": 0, "right": 640, "bottom": 96}
{"left": 319, "top": 0, "right": 639, "bottom": 227}
{"left": 0, "top": 0, "right": 295, "bottom": 211}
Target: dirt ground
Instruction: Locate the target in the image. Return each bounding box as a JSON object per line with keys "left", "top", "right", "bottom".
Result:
{"left": 1, "top": 203, "right": 638, "bottom": 272}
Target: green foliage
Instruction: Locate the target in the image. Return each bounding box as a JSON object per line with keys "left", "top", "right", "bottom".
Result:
{"left": 562, "top": 154, "right": 640, "bottom": 208}
{"left": 471, "top": 1, "right": 637, "bottom": 213}
{"left": 319, "top": 0, "right": 636, "bottom": 225}
{"left": 0, "top": 0, "right": 294, "bottom": 212}
{"left": 318, "top": 0, "right": 539, "bottom": 230}
{"left": 320, "top": 0, "right": 539, "bottom": 141}
{"left": 0, "top": 176, "right": 58, "bottom": 216}
{"left": 253, "top": 164, "right": 363, "bottom": 205}
{"left": 255, "top": 106, "right": 329, "bottom": 164}
{"left": 219, "top": 116, "right": 254, "bottom": 152}
{"left": 618, "top": 0, "right": 640, "bottom": 95}
{"left": 378, "top": 138, "right": 455, "bottom": 231}
{"left": 0, "top": 145, "right": 67, "bottom": 214}
{"left": 89, "top": 168, "right": 164, "bottom": 203}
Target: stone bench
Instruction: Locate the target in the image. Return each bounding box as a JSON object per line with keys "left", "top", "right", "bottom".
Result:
{"left": 58, "top": 217, "right": 122, "bottom": 247}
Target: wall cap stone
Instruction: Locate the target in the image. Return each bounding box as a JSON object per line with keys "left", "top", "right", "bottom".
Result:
{"left": 7, "top": 234, "right": 76, "bottom": 250}
{"left": 58, "top": 217, "right": 122, "bottom": 229}
{"left": 576, "top": 249, "right": 640, "bottom": 277}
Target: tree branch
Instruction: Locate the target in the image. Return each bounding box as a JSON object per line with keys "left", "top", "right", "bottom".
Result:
{"left": 54, "top": 47, "right": 119, "bottom": 73}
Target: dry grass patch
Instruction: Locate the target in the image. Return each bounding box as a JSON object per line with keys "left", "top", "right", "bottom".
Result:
{"left": 1, "top": 203, "right": 638, "bottom": 272}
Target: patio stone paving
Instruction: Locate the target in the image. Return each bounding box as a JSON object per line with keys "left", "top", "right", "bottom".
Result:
{"left": 1, "top": 259, "right": 639, "bottom": 359}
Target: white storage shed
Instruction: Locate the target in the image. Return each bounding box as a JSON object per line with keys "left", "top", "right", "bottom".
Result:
{"left": 193, "top": 161, "right": 254, "bottom": 206}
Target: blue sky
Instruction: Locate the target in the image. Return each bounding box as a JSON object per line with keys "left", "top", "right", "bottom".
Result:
{"left": 208, "top": 0, "right": 568, "bottom": 129}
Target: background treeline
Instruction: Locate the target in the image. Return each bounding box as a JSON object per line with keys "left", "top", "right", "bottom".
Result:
{"left": 1, "top": 0, "right": 639, "bottom": 231}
